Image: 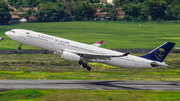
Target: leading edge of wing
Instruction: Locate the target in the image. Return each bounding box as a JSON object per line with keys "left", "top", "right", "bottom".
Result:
{"left": 63, "top": 49, "right": 130, "bottom": 58}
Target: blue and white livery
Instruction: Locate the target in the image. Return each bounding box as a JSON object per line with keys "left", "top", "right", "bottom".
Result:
{"left": 5, "top": 29, "right": 175, "bottom": 70}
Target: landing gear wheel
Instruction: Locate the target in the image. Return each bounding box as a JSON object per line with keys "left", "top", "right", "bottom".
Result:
{"left": 18, "top": 47, "right": 22, "bottom": 50}
{"left": 18, "top": 43, "right": 22, "bottom": 50}
{"left": 83, "top": 63, "right": 88, "bottom": 68}
{"left": 78, "top": 61, "right": 83, "bottom": 65}
{"left": 87, "top": 67, "right": 91, "bottom": 71}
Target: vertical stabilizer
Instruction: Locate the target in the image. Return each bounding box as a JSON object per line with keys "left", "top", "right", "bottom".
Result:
{"left": 140, "top": 42, "right": 175, "bottom": 62}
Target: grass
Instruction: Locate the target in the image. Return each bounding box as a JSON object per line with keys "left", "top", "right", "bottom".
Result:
{"left": 1, "top": 21, "right": 180, "bottom": 101}
{"left": 0, "top": 53, "right": 180, "bottom": 80}
{"left": 0, "top": 53, "right": 179, "bottom": 101}
{"left": 1, "top": 89, "right": 180, "bottom": 101}
{"left": 0, "top": 89, "right": 51, "bottom": 101}
{"left": 1, "top": 21, "right": 180, "bottom": 49}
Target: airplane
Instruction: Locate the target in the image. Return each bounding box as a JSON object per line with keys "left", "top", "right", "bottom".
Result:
{"left": 5, "top": 29, "right": 175, "bottom": 71}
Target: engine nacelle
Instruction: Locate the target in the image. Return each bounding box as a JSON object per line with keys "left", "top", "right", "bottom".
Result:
{"left": 61, "top": 51, "right": 80, "bottom": 61}
{"left": 150, "top": 62, "right": 168, "bottom": 67}
{"left": 151, "top": 62, "right": 159, "bottom": 67}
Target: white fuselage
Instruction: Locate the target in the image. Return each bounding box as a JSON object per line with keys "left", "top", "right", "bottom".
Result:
{"left": 5, "top": 29, "right": 168, "bottom": 68}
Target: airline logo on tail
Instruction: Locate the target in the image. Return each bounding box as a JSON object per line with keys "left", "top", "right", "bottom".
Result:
{"left": 155, "top": 48, "right": 165, "bottom": 60}
{"left": 140, "top": 42, "right": 175, "bottom": 62}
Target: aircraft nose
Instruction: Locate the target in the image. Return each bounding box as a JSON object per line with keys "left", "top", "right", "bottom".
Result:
{"left": 5, "top": 31, "right": 12, "bottom": 37}
{"left": 5, "top": 31, "right": 10, "bottom": 36}
{"left": 5, "top": 31, "right": 18, "bottom": 41}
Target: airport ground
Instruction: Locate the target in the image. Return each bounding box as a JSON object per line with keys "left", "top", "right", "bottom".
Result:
{"left": 1, "top": 21, "right": 180, "bottom": 100}
{"left": 0, "top": 53, "right": 180, "bottom": 101}
{"left": 0, "top": 53, "right": 180, "bottom": 81}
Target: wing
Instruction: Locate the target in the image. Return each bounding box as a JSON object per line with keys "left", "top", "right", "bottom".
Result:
{"left": 63, "top": 49, "right": 130, "bottom": 60}
{"left": 91, "top": 40, "right": 103, "bottom": 47}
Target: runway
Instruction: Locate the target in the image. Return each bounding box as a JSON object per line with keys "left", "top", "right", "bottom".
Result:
{"left": 0, "top": 80, "right": 180, "bottom": 91}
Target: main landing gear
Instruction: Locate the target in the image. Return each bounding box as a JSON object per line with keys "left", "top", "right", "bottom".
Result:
{"left": 78, "top": 61, "right": 91, "bottom": 71}
{"left": 18, "top": 43, "right": 22, "bottom": 50}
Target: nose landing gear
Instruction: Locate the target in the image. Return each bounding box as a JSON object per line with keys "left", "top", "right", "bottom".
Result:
{"left": 18, "top": 43, "right": 22, "bottom": 50}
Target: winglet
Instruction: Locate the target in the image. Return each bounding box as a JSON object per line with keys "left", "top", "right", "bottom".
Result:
{"left": 122, "top": 52, "right": 130, "bottom": 56}
{"left": 97, "top": 40, "right": 103, "bottom": 44}
{"left": 91, "top": 40, "right": 104, "bottom": 47}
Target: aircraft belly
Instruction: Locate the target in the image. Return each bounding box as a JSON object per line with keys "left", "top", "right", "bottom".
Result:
{"left": 89, "top": 59, "right": 105, "bottom": 63}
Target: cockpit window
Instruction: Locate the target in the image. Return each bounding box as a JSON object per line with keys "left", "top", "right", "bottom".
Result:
{"left": 11, "top": 31, "right": 15, "bottom": 33}
{"left": 26, "top": 32, "right": 30, "bottom": 34}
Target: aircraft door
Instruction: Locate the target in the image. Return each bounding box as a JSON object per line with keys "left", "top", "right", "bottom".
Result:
{"left": 50, "top": 40, "right": 54, "bottom": 45}
{"left": 20, "top": 31, "right": 26, "bottom": 40}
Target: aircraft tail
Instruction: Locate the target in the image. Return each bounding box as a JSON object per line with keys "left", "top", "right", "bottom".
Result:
{"left": 140, "top": 42, "right": 175, "bottom": 62}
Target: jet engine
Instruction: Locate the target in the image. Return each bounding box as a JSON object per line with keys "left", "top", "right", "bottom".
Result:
{"left": 61, "top": 51, "right": 80, "bottom": 61}
{"left": 150, "top": 62, "right": 168, "bottom": 67}
{"left": 151, "top": 62, "right": 159, "bottom": 67}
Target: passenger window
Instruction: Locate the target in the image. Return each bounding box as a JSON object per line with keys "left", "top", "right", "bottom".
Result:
{"left": 26, "top": 32, "right": 30, "bottom": 34}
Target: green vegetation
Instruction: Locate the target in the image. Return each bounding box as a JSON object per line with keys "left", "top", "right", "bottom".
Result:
{"left": 6, "top": 0, "right": 180, "bottom": 22}
{"left": 0, "top": 89, "right": 180, "bottom": 101}
{"left": 1, "top": 21, "right": 180, "bottom": 49}
{"left": 0, "top": 53, "right": 180, "bottom": 81}
{"left": 0, "top": 53, "right": 180, "bottom": 100}
{"left": 0, "top": 18, "right": 180, "bottom": 101}
{"left": 7, "top": 0, "right": 97, "bottom": 22}
{"left": 0, "top": 89, "right": 50, "bottom": 101}
{"left": 0, "top": 2, "right": 11, "bottom": 25}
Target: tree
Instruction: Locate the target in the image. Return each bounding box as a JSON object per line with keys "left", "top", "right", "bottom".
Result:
{"left": 143, "top": 0, "right": 167, "bottom": 20}
{"left": 79, "top": 2, "right": 96, "bottom": 20}
{"left": 73, "top": 1, "right": 96, "bottom": 21}
{"left": 172, "top": 5, "right": 180, "bottom": 21}
{"left": 122, "top": 3, "right": 142, "bottom": 21}
{"left": 132, "top": 0, "right": 145, "bottom": 4}
{"left": 63, "top": 0, "right": 74, "bottom": 18}
{"left": 0, "top": 2, "right": 11, "bottom": 25}
{"left": 172, "top": 0, "right": 180, "bottom": 5}
{"left": 163, "top": 0, "right": 175, "bottom": 5}
{"left": 164, "top": 5, "right": 174, "bottom": 20}
{"left": 107, "top": 7, "right": 118, "bottom": 21}
{"left": 35, "top": 2, "right": 65, "bottom": 22}
{"left": 114, "top": 0, "right": 130, "bottom": 9}
{"left": 24, "top": 0, "right": 36, "bottom": 8}
{"left": 23, "top": 9, "right": 35, "bottom": 21}
{"left": 171, "top": 0, "right": 180, "bottom": 20}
